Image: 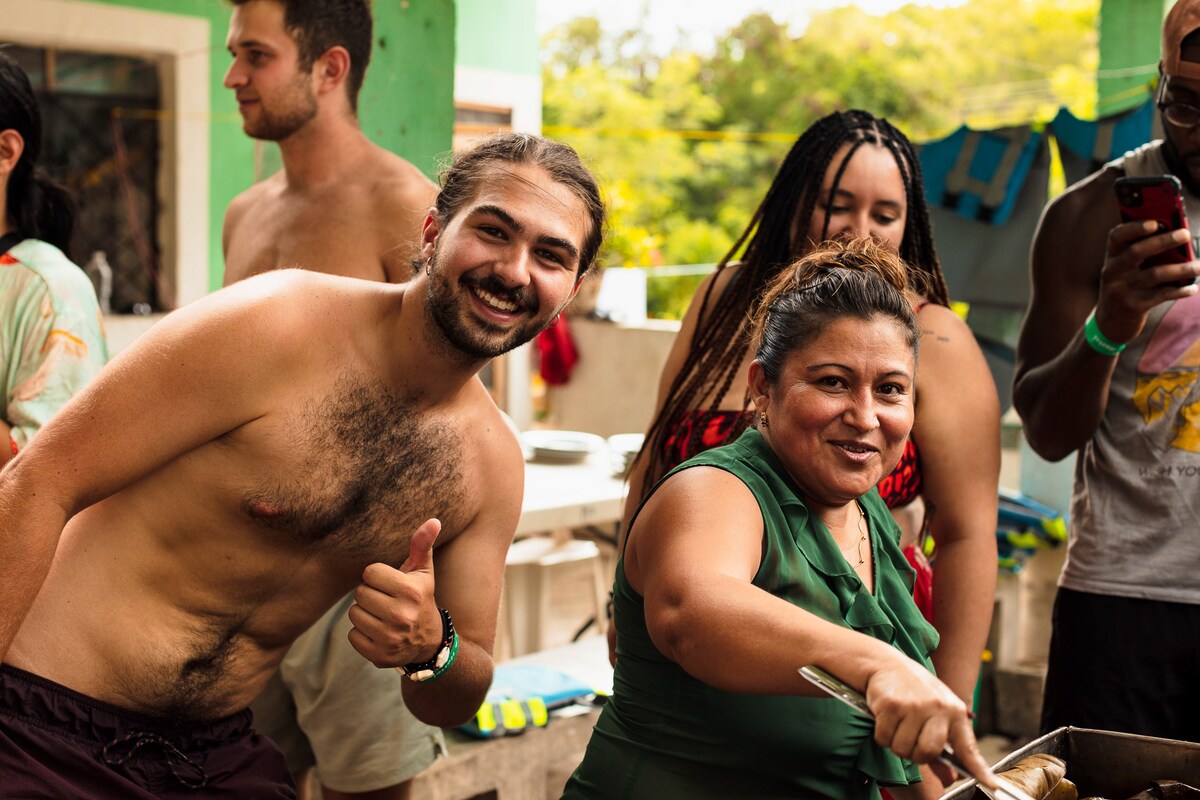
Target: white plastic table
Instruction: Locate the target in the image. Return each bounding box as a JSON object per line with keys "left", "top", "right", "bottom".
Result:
{"left": 516, "top": 451, "right": 628, "bottom": 538}
{"left": 502, "top": 451, "right": 627, "bottom": 657}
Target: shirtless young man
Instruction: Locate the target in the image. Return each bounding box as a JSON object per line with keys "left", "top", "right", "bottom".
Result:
{"left": 221, "top": 2, "right": 441, "bottom": 797}
{"left": 222, "top": 0, "right": 437, "bottom": 285}
{"left": 0, "top": 132, "right": 605, "bottom": 799}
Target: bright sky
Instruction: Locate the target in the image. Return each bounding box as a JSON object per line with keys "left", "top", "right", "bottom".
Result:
{"left": 537, "top": 0, "right": 968, "bottom": 52}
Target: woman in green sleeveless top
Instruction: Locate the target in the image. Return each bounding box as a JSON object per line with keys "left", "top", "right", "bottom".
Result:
{"left": 562, "top": 238, "right": 997, "bottom": 799}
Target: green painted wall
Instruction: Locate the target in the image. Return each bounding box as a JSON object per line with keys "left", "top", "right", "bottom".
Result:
{"left": 455, "top": 0, "right": 538, "bottom": 75}
{"left": 361, "top": 0, "right": 455, "bottom": 178}
{"left": 88, "top": 0, "right": 454, "bottom": 291}
{"left": 1097, "top": 0, "right": 1169, "bottom": 115}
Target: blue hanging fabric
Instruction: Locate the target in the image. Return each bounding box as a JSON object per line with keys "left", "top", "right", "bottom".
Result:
{"left": 1050, "top": 100, "right": 1156, "bottom": 179}
{"left": 918, "top": 124, "right": 1043, "bottom": 226}
{"left": 916, "top": 124, "right": 1041, "bottom": 225}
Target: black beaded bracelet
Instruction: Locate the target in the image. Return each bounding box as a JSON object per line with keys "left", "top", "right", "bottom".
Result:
{"left": 401, "top": 607, "right": 455, "bottom": 677}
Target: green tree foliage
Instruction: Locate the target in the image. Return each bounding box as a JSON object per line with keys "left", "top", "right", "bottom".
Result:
{"left": 543, "top": 0, "right": 1100, "bottom": 319}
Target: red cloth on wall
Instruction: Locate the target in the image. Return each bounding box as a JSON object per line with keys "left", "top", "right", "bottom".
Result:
{"left": 536, "top": 315, "right": 579, "bottom": 385}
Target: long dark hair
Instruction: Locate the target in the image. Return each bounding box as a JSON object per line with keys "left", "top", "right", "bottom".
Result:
{"left": 0, "top": 52, "right": 74, "bottom": 251}
{"left": 637, "top": 109, "right": 947, "bottom": 495}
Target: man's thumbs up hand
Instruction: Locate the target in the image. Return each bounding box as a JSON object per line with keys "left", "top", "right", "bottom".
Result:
{"left": 348, "top": 519, "right": 445, "bottom": 669}
{"left": 400, "top": 517, "right": 440, "bottom": 575}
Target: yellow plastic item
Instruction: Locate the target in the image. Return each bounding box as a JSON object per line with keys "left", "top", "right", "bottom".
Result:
{"left": 470, "top": 697, "right": 551, "bottom": 738}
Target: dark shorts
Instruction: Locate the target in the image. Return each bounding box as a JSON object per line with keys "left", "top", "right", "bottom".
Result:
{"left": 0, "top": 664, "right": 296, "bottom": 799}
{"left": 1041, "top": 587, "right": 1200, "bottom": 741}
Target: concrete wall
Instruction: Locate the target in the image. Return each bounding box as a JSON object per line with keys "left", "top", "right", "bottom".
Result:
{"left": 544, "top": 318, "right": 679, "bottom": 438}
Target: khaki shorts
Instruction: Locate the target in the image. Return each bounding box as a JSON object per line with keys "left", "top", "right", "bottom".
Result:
{"left": 251, "top": 593, "right": 446, "bottom": 793}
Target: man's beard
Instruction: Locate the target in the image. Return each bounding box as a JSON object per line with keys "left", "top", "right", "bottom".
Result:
{"left": 244, "top": 79, "right": 318, "bottom": 141}
{"left": 424, "top": 250, "right": 555, "bottom": 360}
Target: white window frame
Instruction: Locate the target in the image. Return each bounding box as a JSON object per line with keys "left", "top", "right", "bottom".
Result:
{"left": 1, "top": 0, "right": 210, "bottom": 351}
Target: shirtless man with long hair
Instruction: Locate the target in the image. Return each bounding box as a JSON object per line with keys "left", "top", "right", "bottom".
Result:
{"left": 0, "top": 132, "right": 605, "bottom": 799}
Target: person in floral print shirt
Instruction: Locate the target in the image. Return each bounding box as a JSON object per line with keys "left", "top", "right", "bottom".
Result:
{"left": 0, "top": 52, "right": 107, "bottom": 468}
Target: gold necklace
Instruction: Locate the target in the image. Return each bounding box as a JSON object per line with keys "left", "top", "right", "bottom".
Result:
{"left": 840, "top": 502, "right": 868, "bottom": 568}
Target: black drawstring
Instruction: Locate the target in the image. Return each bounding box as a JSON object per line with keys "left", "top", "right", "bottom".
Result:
{"left": 102, "top": 729, "right": 208, "bottom": 790}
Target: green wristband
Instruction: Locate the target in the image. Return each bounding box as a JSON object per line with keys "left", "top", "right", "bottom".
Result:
{"left": 1084, "top": 311, "right": 1126, "bottom": 356}
{"left": 425, "top": 630, "right": 459, "bottom": 682}
{"left": 400, "top": 608, "right": 459, "bottom": 682}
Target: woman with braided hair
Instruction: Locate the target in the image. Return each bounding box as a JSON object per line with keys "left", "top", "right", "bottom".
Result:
{"left": 613, "top": 110, "right": 999, "bottom": 718}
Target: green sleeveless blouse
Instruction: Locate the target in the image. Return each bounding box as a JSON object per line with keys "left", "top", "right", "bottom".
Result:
{"left": 562, "top": 429, "right": 939, "bottom": 799}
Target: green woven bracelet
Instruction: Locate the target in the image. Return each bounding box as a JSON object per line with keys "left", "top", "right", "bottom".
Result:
{"left": 425, "top": 630, "right": 459, "bottom": 682}
{"left": 401, "top": 608, "right": 459, "bottom": 682}
{"left": 1084, "top": 311, "right": 1126, "bottom": 356}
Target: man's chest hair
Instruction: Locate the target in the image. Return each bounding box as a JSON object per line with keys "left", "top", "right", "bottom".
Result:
{"left": 242, "top": 374, "right": 470, "bottom": 563}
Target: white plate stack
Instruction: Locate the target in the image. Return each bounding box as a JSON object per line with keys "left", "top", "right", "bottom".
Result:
{"left": 520, "top": 430, "right": 607, "bottom": 464}
{"left": 607, "top": 433, "right": 645, "bottom": 477}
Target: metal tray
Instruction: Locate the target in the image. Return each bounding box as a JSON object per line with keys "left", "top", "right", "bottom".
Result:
{"left": 943, "top": 727, "right": 1200, "bottom": 799}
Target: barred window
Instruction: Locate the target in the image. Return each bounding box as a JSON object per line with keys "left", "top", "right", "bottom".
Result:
{"left": 9, "top": 44, "right": 163, "bottom": 314}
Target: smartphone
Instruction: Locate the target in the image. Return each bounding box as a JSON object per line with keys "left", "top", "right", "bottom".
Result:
{"left": 1114, "top": 176, "right": 1196, "bottom": 281}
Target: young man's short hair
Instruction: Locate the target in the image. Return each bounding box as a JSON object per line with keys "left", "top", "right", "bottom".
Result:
{"left": 232, "top": 0, "right": 372, "bottom": 111}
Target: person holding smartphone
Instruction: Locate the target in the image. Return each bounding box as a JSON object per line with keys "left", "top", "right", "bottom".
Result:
{"left": 1013, "top": 0, "right": 1200, "bottom": 742}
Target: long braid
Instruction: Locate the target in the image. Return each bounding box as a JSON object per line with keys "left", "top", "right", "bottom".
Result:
{"left": 875, "top": 116, "right": 949, "bottom": 306}
{"left": 635, "top": 109, "right": 952, "bottom": 496}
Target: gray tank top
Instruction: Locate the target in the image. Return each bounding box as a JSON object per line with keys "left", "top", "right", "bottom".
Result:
{"left": 1063, "top": 141, "right": 1200, "bottom": 603}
